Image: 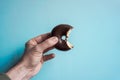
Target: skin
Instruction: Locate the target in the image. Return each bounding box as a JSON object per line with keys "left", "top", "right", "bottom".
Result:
{"left": 6, "top": 33, "right": 58, "bottom": 80}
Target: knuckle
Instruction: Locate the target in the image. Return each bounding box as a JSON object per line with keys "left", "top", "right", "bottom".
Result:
{"left": 35, "top": 36, "right": 42, "bottom": 43}
{"left": 33, "top": 46, "right": 43, "bottom": 53}
{"left": 34, "top": 46, "right": 40, "bottom": 51}
{"left": 25, "top": 39, "right": 36, "bottom": 46}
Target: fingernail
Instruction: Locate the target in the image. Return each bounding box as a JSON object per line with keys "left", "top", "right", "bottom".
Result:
{"left": 51, "top": 37, "right": 58, "bottom": 42}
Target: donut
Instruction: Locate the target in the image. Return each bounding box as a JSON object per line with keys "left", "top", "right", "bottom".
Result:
{"left": 51, "top": 24, "right": 73, "bottom": 51}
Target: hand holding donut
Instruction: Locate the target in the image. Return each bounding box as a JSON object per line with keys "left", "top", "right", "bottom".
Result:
{"left": 6, "top": 24, "right": 73, "bottom": 80}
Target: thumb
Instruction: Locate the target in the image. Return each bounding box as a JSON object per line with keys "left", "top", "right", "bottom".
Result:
{"left": 33, "top": 37, "right": 58, "bottom": 53}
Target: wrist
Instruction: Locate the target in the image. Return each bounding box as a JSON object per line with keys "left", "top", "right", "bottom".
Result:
{"left": 6, "top": 62, "right": 32, "bottom": 80}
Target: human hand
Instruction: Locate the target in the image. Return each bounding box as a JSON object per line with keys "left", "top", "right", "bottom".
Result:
{"left": 6, "top": 33, "right": 58, "bottom": 80}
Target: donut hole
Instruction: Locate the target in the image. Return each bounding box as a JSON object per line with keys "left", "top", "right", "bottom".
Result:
{"left": 62, "top": 35, "right": 66, "bottom": 40}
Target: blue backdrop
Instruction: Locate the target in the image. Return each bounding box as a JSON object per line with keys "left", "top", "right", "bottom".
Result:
{"left": 0, "top": 0, "right": 120, "bottom": 80}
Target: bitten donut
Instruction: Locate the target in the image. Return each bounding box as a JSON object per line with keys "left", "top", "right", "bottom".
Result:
{"left": 51, "top": 24, "right": 73, "bottom": 51}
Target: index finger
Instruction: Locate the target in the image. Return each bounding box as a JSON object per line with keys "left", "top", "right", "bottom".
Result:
{"left": 34, "top": 32, "right": 51, "bottom": 44}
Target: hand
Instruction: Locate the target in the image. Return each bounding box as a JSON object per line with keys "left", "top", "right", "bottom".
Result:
{"left": 6, "top": 33, "right": 58, "bottom": 80}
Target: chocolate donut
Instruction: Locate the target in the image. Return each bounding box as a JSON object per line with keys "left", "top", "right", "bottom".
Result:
{"left": 51, "top": 24, "right": 73, "bottom": 51}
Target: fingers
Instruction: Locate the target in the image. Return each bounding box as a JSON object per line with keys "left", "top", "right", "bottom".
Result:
{"left": 33, "top": 33, "right": 51, "bottom": 44}
{"left": 43, "top": 53, "right": 55, "bottom": 61}
{"left": 43, "top": 46, "right": 54, "bottom": 53}
{"left": 36, "top": 36, "right": 58, "bottom": 53}
{"left": 25, "top": 33, "right": 51, "bottom": 49}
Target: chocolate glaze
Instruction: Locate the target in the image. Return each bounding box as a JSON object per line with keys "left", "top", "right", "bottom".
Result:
{"left": 51, "top": 24, "right": 73, "bottom": 51}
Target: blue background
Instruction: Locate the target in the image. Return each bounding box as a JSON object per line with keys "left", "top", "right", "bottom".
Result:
{"left": 0, "top": 0, "right": 120, "bottom": 80}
